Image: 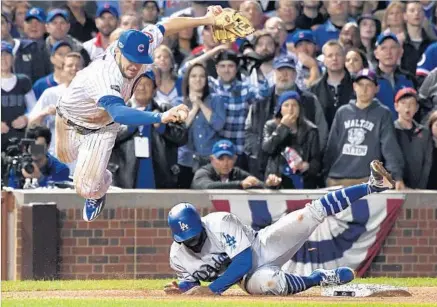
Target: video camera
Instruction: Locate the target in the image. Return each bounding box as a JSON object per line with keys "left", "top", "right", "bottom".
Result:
{"left": 1, "top": 138, "right": 46, "bottom": 188}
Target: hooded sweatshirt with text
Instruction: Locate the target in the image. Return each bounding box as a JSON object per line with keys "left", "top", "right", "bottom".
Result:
{"left": 324, "top": 99, "right": 404, "bottom": 180}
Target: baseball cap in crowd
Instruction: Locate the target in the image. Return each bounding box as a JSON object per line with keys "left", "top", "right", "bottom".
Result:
{"left": 143, "top": 1, "right": 160, "bottom": 10}
{"left": 96, "top": 3, "right": 119, "bottom": 19}
{"left": 25, "top": 7, "right": 46, "bottom": 23}
{"left": 375, "top": 32, "right": 399, "bottom": 47}
{"left": 118, "top": 29, "right": 153, "bottom": 64}
{"left": 273, "top": 56, "right": 296, "bottom": 70}
{"left": 214, "top": 50, "right": 239, "bottom": 65}
{"left": 46, "top": 9, "right": 69, "bottom": 23}
{"left": 354, "top": 68, "right": 378, "bottom": 85}
{"left": 1, "top": 41, "right": 13, "bottom": 54}
{"left": 357, "top": 14, "right": 379, "bottom": 26}
{"left": 275, "top": 90, "right": 301, "bottom": 115}
{"left": 212, "top": 140, "right": 236, "bottom": 158}
{"left": 51, "top": 41, "right": 72, "bottom": 55}
{"left": 395, "top": 87, "right": 418, "bottom": 103}
{"left": 291, "top": 30, "right": 316, "bottom": 46}
{"left": 143, "top": 68, "right": 157, "bottom": 86}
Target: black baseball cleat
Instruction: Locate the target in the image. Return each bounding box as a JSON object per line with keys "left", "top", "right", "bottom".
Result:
{"left": 369, "top": 160, "right": 395, "bottom": 192}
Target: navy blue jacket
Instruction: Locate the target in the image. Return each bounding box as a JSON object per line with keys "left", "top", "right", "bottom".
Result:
{"left": 38, "top": 153, "right": 70, "bottom": 187}
{"left": 375, "top": 67, "right": 417, "bottom": 119}
{"left": 13, "top": 39, "right": 51, "bottom": 83}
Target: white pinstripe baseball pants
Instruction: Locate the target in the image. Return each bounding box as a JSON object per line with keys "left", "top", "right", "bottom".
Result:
{"left": 55, "top": 115, "right": 120, "bottom": 199}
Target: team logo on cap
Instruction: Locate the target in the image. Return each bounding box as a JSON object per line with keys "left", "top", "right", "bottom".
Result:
{"left": 218, "top": 143, "right": 230, "bottom": 150}
{"left": 118, "top": 41, "right": 124, "bottom": 49}
{"left": 137, "top": 44, "right": 145, "bottom": 53}
{"left": 299, "top": 32, "right": 305, "bottom": 38}
{"left": 30, "top": 8, "right": 39, "bottom": 14}
{"left": 179, "top": 221, "right": 189, "bottom": 231}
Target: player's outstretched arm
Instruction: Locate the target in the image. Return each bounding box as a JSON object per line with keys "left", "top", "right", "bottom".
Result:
{"left": 98, "top": 96, "right": 188, "bottom": 126}
{"left": 184, "top": 247, "right": 253, "bottom": 296}
{"left": 160, "top": 6, "right": 219, "bottom": 37}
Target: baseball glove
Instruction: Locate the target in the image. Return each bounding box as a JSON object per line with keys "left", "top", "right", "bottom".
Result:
{"left": 211, "top": 7, "right": 255, "bottom": 43}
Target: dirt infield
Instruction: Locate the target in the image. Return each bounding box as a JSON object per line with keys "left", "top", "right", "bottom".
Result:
{"left": 4, "top": 287, "right": 437, "bottom": 304}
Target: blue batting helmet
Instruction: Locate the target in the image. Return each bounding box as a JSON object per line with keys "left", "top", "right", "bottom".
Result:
{"left": 168, "top": 203, "right": 202, "bottom": 243}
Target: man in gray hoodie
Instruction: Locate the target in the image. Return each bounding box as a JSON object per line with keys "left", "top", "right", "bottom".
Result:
{"left": 323, "top": 69, "right": 406, "bottom": 190}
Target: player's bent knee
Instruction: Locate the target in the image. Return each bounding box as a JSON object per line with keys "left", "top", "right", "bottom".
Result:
{"left": 245, "top": 267, "right": 288, "bottom": 296}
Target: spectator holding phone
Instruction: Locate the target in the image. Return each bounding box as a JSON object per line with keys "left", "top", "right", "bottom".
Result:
{"left": 262, "top": 91, "right": 321, "bottom": 189}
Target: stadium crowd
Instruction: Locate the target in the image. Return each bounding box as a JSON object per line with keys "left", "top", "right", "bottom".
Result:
{"left": 1, "top": 0, "right": 437, "bottom": 190}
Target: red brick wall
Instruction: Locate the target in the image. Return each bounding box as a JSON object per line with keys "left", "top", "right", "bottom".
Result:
{"left": 366, "top": 208, "right": 437, "bottom": 278}
{"left": 14, "top": 206, "right": 437, "bottom": 280}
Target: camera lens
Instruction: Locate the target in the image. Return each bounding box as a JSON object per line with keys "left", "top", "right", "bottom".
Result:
{"left": 23, "top": 162, "right": 34, "bottom": 174}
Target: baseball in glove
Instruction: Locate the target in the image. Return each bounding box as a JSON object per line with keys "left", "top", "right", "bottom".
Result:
{"left": 210, "top": 7, "right": 255, "bottom": 43}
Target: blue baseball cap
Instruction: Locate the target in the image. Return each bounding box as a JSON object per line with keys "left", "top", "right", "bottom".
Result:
{"left": 212, "top": 140, "right": 236, "bottom": 158}
{"left": 46, "top": 9, "right": 69, "bottom": 23}
{"left": 375, "top": 32, "right": 399, "bottom": 47}
{"left": 273, "top": 56, "right": 296, "bottom": 70}
{"left": 143, "top": 68, "right": 156, "bottom": 86}
{"left": 275, "top": 90, "right": 301, "bottom": 115}
{"left": 291, "top": 30, "right": 316, "bottom": 46}
{"left": 354, "top": 68, "right": 378, "bottom": 85}
{"left": 96, "top": 3, "right": 119, "bottom": 19}
{"left": 118, "top": 29, "right": 153, "bottom": 64}
{"left": 51, "top": 41, "right": 72, "bottom": 55}
{"left": 25, "top": 7, "right": 46, "bottom": 23}
{"left": 1, "top": 41, "right": 13, "bottom": 54}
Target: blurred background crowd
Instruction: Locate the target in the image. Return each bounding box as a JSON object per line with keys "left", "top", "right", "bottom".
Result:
{"left": 1, "top": 0, "right": 437, "bottom": 191}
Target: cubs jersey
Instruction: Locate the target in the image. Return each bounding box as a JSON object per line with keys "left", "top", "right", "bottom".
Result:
{"left": 417, "top": 42, "right": 437, "bottom": 77}
{"left": 57, "top": 24, "right": 164, "bottom": 129}
{"left": 170, "top": 212, "right": 256, "bottom": 284}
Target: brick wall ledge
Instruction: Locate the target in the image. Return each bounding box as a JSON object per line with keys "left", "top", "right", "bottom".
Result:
{"left": 11, "top": 189, "right": 437, "bottom": 209}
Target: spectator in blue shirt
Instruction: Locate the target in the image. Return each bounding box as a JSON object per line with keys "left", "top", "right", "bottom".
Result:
{"left": 374, "top": 32, "right": 416, "bottom": 119}
{"left": 178, "top": 63, "right": 226, "bottom": 188}
{"left": 209, "top": 50, "right": 271, "bottom": 170}
{"left": 290, "top": 30, "right": 322, "bottom": 90}
{"left": 22, "top": 125, "right": 70, "bottom": 187}
{"left": 32, "top": 41, "right": 72, "bottom": 100}
{"left": 313, "top": 0, "right": 351, "bottom": 49}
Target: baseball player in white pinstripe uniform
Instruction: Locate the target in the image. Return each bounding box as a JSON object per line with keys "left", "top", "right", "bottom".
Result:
{"left": 56, "top": 7, "right": 222, "bottom": 222}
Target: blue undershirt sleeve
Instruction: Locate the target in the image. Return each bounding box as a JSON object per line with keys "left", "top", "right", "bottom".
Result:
{"left": 98, "top": 95, "right": 162, "bottom": 126}
{"left": 178, "top": 280, "right": 200, "bottom": 292}
{"left": 208, "top": 247, "right": 253, "bottom": 294}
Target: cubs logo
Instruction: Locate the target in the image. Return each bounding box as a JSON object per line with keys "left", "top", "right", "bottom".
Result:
{"left": 143, "top": 31, "right": 154, "bottom": 44}
{"left": 137, "top": 44, "right": 145, "bottom": 53}
{"left": 417, "top": 54, "right": 426, "bottom": 66}
{"left": 30, "top": 8, "right": 39, "bottom": 15}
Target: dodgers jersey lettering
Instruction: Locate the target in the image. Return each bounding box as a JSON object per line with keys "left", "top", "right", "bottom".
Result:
{"left": 57, "top": 24, "right": 164, "bottom": 129}
{"left": 170, "top": 212, "right": 256, "bottom": 283}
